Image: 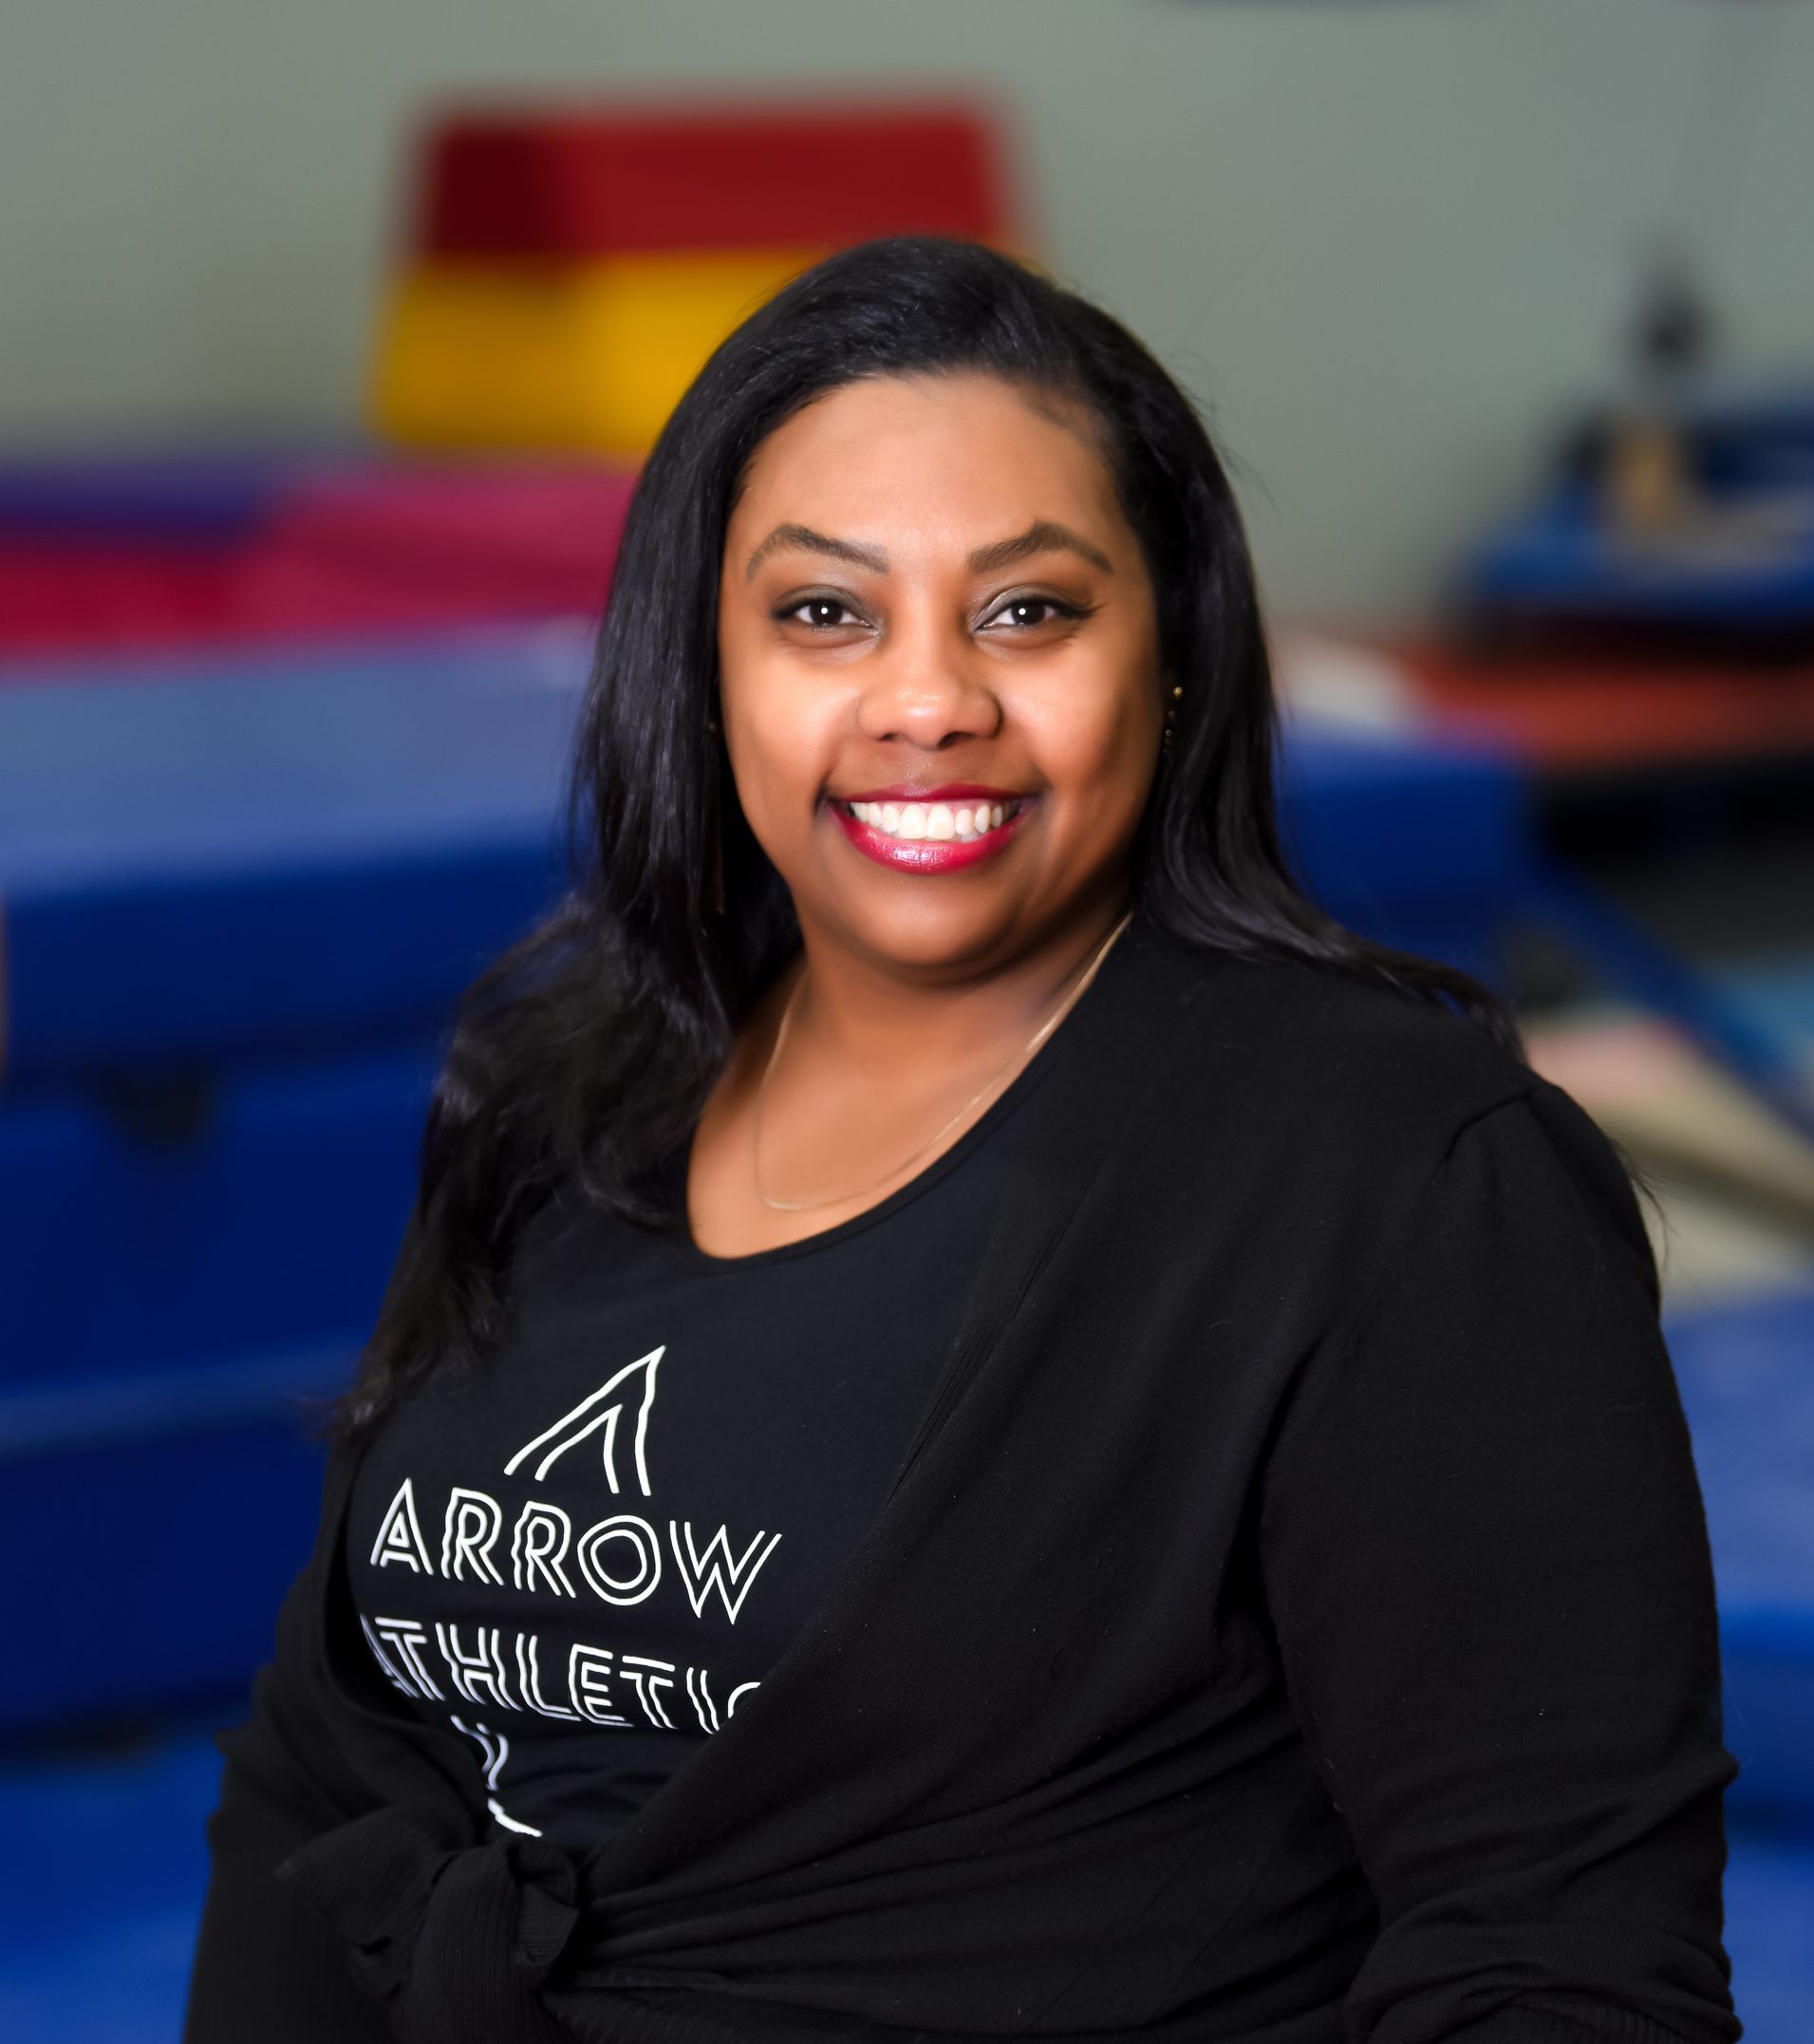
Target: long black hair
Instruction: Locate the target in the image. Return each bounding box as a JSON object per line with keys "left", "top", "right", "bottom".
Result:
{"left": 337, "top": 234, "right": 1521, "bottom": 1435}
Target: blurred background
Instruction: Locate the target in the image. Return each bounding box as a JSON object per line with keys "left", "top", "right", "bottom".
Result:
{"left": 2, "top": 2, "right": 1811, "bottom": 2037}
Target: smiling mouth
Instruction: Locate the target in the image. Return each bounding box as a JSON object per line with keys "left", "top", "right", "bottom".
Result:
{"left": 832, "top": 797, "right": 1028, "bottom": 843}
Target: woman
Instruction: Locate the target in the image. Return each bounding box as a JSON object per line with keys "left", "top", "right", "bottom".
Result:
{"left": 185, "top": 237, "right": 1739, "bottom": 2044}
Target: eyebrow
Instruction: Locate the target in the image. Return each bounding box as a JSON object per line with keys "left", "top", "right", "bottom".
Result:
{"left": 745, "top": 524, "right": 888, "bottom": 579}
{"left": 744, "top": 516, "right": 1115, "bottom": 583}
{"left": 966, "top": 519, "right": 1113, "bottom": 576}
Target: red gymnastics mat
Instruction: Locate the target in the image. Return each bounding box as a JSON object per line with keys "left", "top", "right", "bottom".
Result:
{"left": 0, "top": 458, "right": 634, "bottom": 665}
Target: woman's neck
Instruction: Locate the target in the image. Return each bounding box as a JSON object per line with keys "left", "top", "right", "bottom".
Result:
{"left": 778, "top": 882, "right": 1134, "bottom": 1090}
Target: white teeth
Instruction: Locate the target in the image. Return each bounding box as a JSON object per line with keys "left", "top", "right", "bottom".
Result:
{"left": 847, "top": 797, "right": 1020, "bottom": 842}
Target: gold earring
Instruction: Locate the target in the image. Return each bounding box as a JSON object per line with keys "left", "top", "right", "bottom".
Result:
{"left": 1163, "top": 684, "right": 1182, "bottom": 755}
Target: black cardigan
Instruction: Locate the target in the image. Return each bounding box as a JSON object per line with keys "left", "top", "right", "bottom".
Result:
{"left": 184, "top": 909, "right": 1740, "bottom": 2044}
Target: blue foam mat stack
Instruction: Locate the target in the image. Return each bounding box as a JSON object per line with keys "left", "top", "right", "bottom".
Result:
{"left": 0, "top": 628, "right": 587, "bottom": 1735}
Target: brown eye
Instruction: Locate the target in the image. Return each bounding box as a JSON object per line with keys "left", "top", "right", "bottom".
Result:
{"left": 779, "top": 597, "right": 865, "bottom": 630}
{"left": 981, "top": 595, "right": 1086, "bottom": 632}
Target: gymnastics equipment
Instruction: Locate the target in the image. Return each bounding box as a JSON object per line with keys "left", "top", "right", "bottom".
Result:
{"left": 413, "top": 103, "right": 1009, "bottom": 256}
{"left": 1456, "top": 392, "right": 1814, "bottom": 654}
{"left": 371, "top": 252, "right": 827, "bottom": 457}
{"left": 0, "top": 628, "right": 587, "bottom": 1730}
{"left": 367, "top": 99, "right": 1016, "bottom": 458}
{"left": 0, "top": 455, "right": 634, "bottom": 658}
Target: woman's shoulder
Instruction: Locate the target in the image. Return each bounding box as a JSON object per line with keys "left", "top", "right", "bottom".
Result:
{"left": 1139, "top": 929, "right": 1541, "bottom": 1158}
{"left": 1134, "top": 930, "right": 1653, "bottom": 1279}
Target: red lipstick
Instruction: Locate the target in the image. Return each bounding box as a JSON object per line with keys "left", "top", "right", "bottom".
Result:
{"left": 824, "top": 790, "right": 1035, "bottom": 874}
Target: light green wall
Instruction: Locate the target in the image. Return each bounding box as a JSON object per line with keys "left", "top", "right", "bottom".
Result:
{"left": 3, "top": 0, "right": 1810, "bottom": 623}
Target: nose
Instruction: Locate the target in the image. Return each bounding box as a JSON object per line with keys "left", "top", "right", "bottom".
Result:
{"left": 852, "top": 612, "right": 1002, "bottom": 752}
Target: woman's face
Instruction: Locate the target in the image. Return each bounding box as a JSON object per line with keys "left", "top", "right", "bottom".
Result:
{"left": 717, "top": 370, "right": 1166, "bottom": 975}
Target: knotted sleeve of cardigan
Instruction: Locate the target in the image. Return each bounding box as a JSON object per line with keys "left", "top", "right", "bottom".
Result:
{"left": 1258, "top": 1079, "right": 1742, "bottom": 2044}
{"left": 182, "top": 1463, "right": 399, "bottom": 2044}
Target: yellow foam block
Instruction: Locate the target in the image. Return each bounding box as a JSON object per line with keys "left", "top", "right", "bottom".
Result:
{"left": 369, "top": 250, "right": 826, "bottom": 458}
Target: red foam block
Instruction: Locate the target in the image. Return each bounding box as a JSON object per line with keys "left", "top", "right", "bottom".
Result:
{"left": 412, "top": 100, "right": 1013, "bottom": 257}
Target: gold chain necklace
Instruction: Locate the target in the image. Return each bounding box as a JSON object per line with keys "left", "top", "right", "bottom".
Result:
{"left": 751, "top": 907, "right": 1134, "bottom": 1214}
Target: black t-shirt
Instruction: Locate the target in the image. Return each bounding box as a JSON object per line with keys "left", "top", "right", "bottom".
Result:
{"left": 190, "top": 925, "right": 1740, "bottom": 2044}
{"left": 344, "top": 1076, "right": 1044, "bottom": 1852}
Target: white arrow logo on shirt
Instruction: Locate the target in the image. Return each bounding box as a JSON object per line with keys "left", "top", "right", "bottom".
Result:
{"left": 503, "top": 1344, "right": 665, "bottom": 1494}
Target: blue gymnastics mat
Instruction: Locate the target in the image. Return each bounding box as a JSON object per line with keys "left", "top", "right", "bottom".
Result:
{"left": 0, "top": 1042, "right": 435, "bottom": 1729}
{"left": 1460, "top": 475, "right": 1814, "bottom": 631}
{"left": 1457, "top": 389, "right": 1814, "bottom": 635}
{"left": 1668, "top": 1285, "right": 1814, "bottom": 1826}
{"left": 0, "top": 621, "right": 589, "bottom": 1079}
{"left": 1276, "top": 716, "right": 1530, "bottom": 981}
{"left": 0, "top": 1041, "right": 433, "bottom": 1391}
{"left": 0, "top": 626, "right": 592, "bottom": 1728}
